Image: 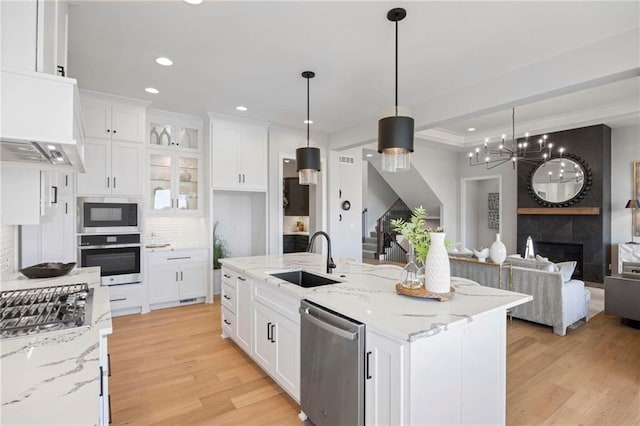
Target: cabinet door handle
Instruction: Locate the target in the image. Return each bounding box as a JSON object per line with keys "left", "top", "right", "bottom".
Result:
{"left": 65, "top": 174, "right": 69, "bottom": 187}
{"left": 176, "top": 271, "right": 179, "bottom": 282}
{"left": 270, "top": 324, "right": 276, "bottom": 343}
{"left": 113, "top": 177, "right": 116, "bottom": 188}
{"left": 223, "top": 274, "right": 232, "bottom": 278}
{"left": 51, "top": 186, "right": 58, "bottom": 204}
{"left": 224, "top": 319, "right": 231, "bottom": 325}
{"left": 65, "top": 202, "right": 68, "bottom": 214}
{"left": 267, "top": 322, "right": 272, "bottom": 341}
{"left": 109, "top": 394, "right": 112, "bottom": 424}
{"left": 223, "top": 294, "right": 231, "bottom": 300}
{"left": 366, "top": 351, "right": 372, "bottom": 380}
{"left": 110, "top": 298, "right": 126, "bottom": 302}
{"left": 108, "top": 353, "right": 112, "bottom": 377}
{"left": 180, "top": 271, "right": 183, "bottom": 281}
{"left": 113, "top": 129, "right": 117, "bottom": 134}
{"left": 238, "top": 276, "right": 246, "bottom": 281}
{"left": 106, "top": 129, "right": 111, "bottom": 133}
{"left": 168, "top": 256, "right": 191, "bottom": 261}
{"left": 238, "top": 174, "right": 241, "bottom": 183}
{"left": 107, "top": 177, "right": 110, "bottom": 188}
{"left": 99, "top": 366, "right": 104, "bottom": 396}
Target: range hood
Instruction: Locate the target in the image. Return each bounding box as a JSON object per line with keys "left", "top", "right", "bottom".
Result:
{"left": 1, "top": 68, "right": 85, "bottom": 173}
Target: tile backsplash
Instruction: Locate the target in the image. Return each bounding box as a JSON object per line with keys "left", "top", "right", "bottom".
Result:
{"left": 145, "top": 217, "right": 209, "bottom": 247}
{"left": 1, "top": 225, "right": 16, "bottom": 277}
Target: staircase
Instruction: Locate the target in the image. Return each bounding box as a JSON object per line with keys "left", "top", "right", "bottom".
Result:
{"left": 362, "top": 198, "right": 411, "bottom": 262}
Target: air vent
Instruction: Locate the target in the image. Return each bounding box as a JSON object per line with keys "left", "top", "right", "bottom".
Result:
{"left": 0, "top": 141, "right": 49, "bottom": 163}
{"left": 338, "top": 155, "right": 355, "bottom": 165}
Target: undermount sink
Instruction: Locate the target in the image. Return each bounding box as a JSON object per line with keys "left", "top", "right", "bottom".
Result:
{"left": 269, "top": 269, "right": 341, "bottom": 288}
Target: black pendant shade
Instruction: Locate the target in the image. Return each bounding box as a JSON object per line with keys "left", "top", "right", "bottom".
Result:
{"left": 378, "top": 116, "right": 415, "bottom": 153}
{"left": 296, "top": 146, "right": 321, "bottom": 171}
{"left": 625, "top": 199, "right": 639, "bottom": 209}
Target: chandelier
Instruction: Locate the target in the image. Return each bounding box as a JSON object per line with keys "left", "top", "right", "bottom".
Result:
{"left": 468, "top": 108, "right": 566, "bottom": 170}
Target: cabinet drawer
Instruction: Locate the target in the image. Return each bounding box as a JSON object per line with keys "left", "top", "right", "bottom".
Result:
{"left": 222, "top": 306, "right": 235, "bottom": 335}
{"left": 221, "top": 268, "right": 236, "bottom": 288}
{"left": 221, "top": 282, "right": 235, "bottom": 312}
{"left": 147, "top": 249, "right": 208, "bottom": 265}
{"left": 253, "top": 282, "right": 300, "bottom": 325}
{"left": 108, "top": 283, "right": 143, "bottom": 310}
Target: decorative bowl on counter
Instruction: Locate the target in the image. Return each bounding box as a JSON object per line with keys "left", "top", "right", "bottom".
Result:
{"left": 19, "top": 262, "right": 76, "bottom": 279}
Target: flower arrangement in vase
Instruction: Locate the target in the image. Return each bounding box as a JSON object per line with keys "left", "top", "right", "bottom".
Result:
{"left": 391, "top": 206, "right": 448, "bottom": 263}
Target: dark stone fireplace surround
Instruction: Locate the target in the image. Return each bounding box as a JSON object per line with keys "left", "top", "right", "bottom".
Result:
{"left": 535, "top": 241, "right": 584, "bottom": 280}
{"left": 517, "top": 125, "right": 611, "bottom": 283}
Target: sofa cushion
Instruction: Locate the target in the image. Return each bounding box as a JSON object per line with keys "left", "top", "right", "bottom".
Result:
{"left": 506, "top": 255, "right": 556, "bottom": 271}
{"left": 556, "top": 261, "right": 577, "bottom": 283}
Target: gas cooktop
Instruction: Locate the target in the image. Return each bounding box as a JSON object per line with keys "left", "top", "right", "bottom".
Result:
{"left": 0, "top": 283, "right": 93, "bottom": 339}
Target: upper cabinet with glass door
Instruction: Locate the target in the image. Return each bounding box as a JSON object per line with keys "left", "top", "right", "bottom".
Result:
{"left": 147, "top": 110, "right": 203, "bottom": 216}
{"left": 148, "top": 109, "right": 201, "bottom": 151}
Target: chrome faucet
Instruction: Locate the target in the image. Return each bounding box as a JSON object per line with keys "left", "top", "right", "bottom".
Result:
{"left": 307, "top": 231, "right": 336, "bottom": 274}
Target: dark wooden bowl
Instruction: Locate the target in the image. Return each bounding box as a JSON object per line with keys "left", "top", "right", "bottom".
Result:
{"left": 19, "top": 262, "right": 76, "bottom": 279}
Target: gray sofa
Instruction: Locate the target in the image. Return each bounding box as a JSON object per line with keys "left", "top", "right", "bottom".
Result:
{"left": 450, "top": 256, "right": 591, "bottom": 336}
{"left": 604, "top": 274, "right": 640, "bottom": 325}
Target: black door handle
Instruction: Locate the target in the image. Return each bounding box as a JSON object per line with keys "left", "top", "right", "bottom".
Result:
{"left": 366, "top": 351, "right": 372, "bottom": 380}
{"left": 224, "top": 319, "right": 231, "bottom": 325}
{"left": 51, "top": 186, "right": 58, "bottom": 204}
{"left": 270, "top": 324, "right": 276, "bottom": 343}
{"left": 223, "top": 294, "right": 231, "bottom": 300}
{"left": 108, "top": 353, "right": 112, "bottom": 377}
{"left": 99, "top": 366, "right": 104, "bottom": 396}
{"left": 267, "top": 321, "right": 272, "bottom": 341}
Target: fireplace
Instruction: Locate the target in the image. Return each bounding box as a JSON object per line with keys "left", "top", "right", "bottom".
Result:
{"left": 535, "top": 241, "right": 584, "bottom": 280}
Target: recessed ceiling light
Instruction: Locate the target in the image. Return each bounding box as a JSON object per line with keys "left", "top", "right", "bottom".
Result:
{"left": 236, "top": 106, "right": 247, "bottom": 111}
{"left": 366, "top": 154, "right": 373, "bottom": 158}
{"left": 304, "top": 120, "right": 313, "bottom": 124}
{"left": 155, "top": 57, "right": 173, "bottom": 66}
{"left": 284, "top": 159, "right": 291, "bottom": 163}
{"left": 183, "top": 0, "right": 203, "bottom": 4}
{"left": 145, "top": 87, "right": 159, "bottom": 94}
{"left": 47, "top": 145, "right": 56, "bottom": 150}
{"left": 467, "top": 127, "right": 476, "bottom": 132}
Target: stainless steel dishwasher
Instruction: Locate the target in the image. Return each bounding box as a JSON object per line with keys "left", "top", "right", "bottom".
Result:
{"left": 299, "top": 299, "right": 365, "bottom": 426}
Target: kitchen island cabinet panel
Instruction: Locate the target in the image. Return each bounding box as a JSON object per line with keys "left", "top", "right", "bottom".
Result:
{"left": 366, "top": 330, "right": 405, "bottom": 426}
{"left": 252, "top": 301, "right": 274, "bottom": 371}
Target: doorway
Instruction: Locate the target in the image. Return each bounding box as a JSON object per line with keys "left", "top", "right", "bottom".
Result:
{"left": 460, "top": 176, "right": 502, "bottom": 250}
{"left": 278, "top": 154, "right": 326, "bottom": 254}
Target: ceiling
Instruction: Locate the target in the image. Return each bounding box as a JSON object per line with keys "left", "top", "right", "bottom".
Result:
{"left": 68, "top": 1, "right": 640, "bottom": 142}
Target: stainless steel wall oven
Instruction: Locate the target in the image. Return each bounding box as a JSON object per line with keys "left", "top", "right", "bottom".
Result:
{"left": 78, "top": 233, "right": 141, "bottom": 286}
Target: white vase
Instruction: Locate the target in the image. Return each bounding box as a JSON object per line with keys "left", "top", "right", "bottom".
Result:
{"left": 424, "top": 232, "right": 451, "bottom": 293}
{"left": 490, "top": 233, "right": 507, "bottom": 264}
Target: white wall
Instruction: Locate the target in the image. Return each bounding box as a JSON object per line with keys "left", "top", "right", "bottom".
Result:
{"left": 465, "top": 181, "right": 480, "bottom": 249}
{"left": 267, "top": 124, "right": 328, "bottom": 254}
{"left": 212, "top": 191, "right": 266, "bottom": 257}
{"left": 476, "top": 179, "right": 500, "bottom": 249}
{"left": 1, "top": 225, "right": 18, "bottom": 277}
{"left": 365, "top": 162, "right": 399, "bottom": 234}
{"left": 611, "top": 124, "right": 640, "bottom": 244}
{"left": 410, "top": 139, "right": 460, "bottom": 243}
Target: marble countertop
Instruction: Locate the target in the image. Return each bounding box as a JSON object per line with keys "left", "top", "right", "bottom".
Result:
{"left": 283, "top": 231, "right": 309, "bottom": 236}
{"left": 221, "top": 253, "right": 532, "bottom": 342}
{"left": 1, "top": 267, "right": 112, "bottom": 425}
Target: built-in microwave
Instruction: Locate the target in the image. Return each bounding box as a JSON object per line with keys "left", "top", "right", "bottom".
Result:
{"left": 78, "top": 198, "right": 140, "bottom": 234}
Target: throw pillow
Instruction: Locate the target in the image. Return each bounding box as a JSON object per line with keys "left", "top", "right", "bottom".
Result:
{"left": 536, "top": 254, "right": 549, "bottom": 262}
{"left": 555, "top": 261, "right": 577, "bottom": 283}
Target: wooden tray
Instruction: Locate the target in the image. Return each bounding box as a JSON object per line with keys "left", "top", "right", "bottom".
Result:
{"left": 395, "top": 283, "right": 455, "bottom": 302}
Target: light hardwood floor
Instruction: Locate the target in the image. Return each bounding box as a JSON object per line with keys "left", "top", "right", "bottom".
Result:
{"left": 110, "top": 301, "right": 640, "bottom": 425}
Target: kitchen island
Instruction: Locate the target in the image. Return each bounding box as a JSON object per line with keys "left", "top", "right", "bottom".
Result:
{"left": 0, "top": 267, "right": 112, "bottom": 425}
{"left": 220, "top": 253, "right": 531, "bottom": 425}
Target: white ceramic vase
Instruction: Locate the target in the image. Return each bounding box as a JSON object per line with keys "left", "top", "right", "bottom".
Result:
{"left": 490, "top": 233, "right": 507, "bottom": 264}
{"left": 424, "top": 232, "right": 451, "bottom": 293}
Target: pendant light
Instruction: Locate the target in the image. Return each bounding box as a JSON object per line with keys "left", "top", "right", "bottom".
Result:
{"left": 378, "top": 7, "right": 414, "bottom": 173}
{"left": 296, "top": 71, "right": 321, "bottom": 185}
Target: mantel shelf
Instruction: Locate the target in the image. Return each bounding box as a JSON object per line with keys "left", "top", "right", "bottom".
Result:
{"left": 517, "top": 207, "right": 600, "bottom": 215}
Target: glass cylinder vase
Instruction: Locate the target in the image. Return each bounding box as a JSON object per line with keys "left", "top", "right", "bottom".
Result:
{"left": 424, "top": 232, "right": 451, "bottom": 293}
{"left": 401, "top": 244, "right": 423, "bottom": 289}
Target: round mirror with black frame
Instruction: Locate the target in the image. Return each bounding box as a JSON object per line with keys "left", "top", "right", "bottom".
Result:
{"left": 527, "top": 154, "right": 593, "bottom": 207}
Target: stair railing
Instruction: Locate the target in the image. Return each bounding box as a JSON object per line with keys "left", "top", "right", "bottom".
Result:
{"left": 376, "top": 198, "right": 411, "bottom": 262}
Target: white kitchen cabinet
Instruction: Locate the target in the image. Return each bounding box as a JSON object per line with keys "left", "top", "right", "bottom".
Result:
{"left": 77, "top": 139, "right": 143, "bottom": 196}
{"left": 1, "top": 0, "right": 68, "bottom": 75}
{"left": 108, "top": 283, "right": 144, "bottom": 317}
{"left": 82, "top": 96, "right": 146, "bottom": 143}
{"left": 365, "top": 329, "right": 405, "bottom": 426}
{"left": 147, "top": 249, "right": 209, "bottom": 309}
{"left": 148, "top": 110, "right": 202, "bottom": 151}
{"left": 98, "top": 334, "right": 110, "bottom": 426}
{"left": 21, "top": 172, "right": 76, "bottom": 266}
{"left": 147, "top": 151, "right": 202, "bottom": 215}
{"left": 252, "top": 300, "right": 300, "bottom": 400}
{"left": 210, "top": 116, "right": 268, "bottom": 192}
{"left": 220, "top": 267, "right": 252, "bottom": 354}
